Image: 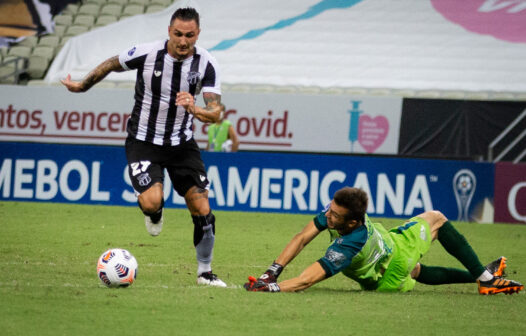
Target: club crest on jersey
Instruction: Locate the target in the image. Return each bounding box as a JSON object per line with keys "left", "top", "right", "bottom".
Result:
{"left": 137, "top": 172, "right": 151, "bottom": 187}
{"left": 128, "top": 47, "right": 136, "bottom": 56}
{"left": 187, "top": 71, "right": 201, "bottom": 85}
{"left": 154, "top": 70, "right": 162, "bottom": 77}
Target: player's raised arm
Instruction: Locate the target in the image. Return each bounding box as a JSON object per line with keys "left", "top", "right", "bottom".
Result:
{"left": 61, "top": 55, "right": 125, "bottom": 93}
{"left": 177, "top": 91, "right": 221, "bottom": 123}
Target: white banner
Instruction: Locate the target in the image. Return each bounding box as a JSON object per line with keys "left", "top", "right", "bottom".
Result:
{"left": 0, "top": 85, "right": 402, "bottom": 154}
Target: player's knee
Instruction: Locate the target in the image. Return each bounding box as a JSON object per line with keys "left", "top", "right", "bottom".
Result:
{"left": 139, "top": 197, "right": 162, "bottom": 214}
{"left": 185, "top": 186, "right": 210, "bottom": 215}
{"left": 138, "top": 183, "right": 163, "bottom": 213}
{"left": 420, "top": 210, "right": 447, "bottom": 228}
{"left": 138, "top": 192, "right": 163, "bottom": 214}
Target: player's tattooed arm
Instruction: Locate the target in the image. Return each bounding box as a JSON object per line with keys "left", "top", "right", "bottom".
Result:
{"left": 61, "top": 56, "right": 124, "bottom": 93}
{"left": 178, "top": 92, "right": 221, "bottom": 123}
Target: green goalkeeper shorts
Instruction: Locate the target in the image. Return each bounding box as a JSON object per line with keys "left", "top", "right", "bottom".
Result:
{"left": 376, "top": 216, "right": 432, "bottom": 292}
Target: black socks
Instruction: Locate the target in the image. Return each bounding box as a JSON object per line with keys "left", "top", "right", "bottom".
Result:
{"left": 437, "top": 221, "right": 486, "bottom": 279}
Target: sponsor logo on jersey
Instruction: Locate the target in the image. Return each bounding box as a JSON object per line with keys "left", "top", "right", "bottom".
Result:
{"left": 187, "top": 71, "right": 201, "bottom": 85}
{"left": 325, "top": 249, "right": 346, "bottom": 267}
{"left": 420, "top": 224, "right": 427, "bottom": 241}
{"left": 128, "top": 47, "right": 136, "bottom": 56}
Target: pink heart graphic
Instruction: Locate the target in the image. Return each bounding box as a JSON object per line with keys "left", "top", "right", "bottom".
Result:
{"left": 358, "top": 115, "right": 389, "bottom": 153}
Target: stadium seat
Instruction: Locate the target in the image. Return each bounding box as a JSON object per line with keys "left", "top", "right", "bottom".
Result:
{"left": 27, "top": 56, "right": 50, "bottom": 79}
{"left": 441, "top": 91, "right": 466, "bottom": 100}
{"left": 85, "top": 0, "right": 107, "bottom": 5}
{"left": 129, "top": 0, "right": 151, "bottom": 5}
{"left": 54, "top": 25, "right": 67, "bottom": 37}
{"left": 96, "top": 81, "right": 117, "bottom": 88}
{"left": 58, "top": 36, "right": 71, "bottom": 50}
{"left": 0, "top": 66, "right": 16, "bottom": 83}
{"left": 251, "top": 85, "right": 276, "bottom": 93}
{"left": 32, "top": 46, "right": 55, "bottom": 61}
{"left": 73, "top": 14, "right": 96, "bottom": 27}
{"left": 275, "top": 85, "right": 298, "bottom": 94}
{"left": 100, "top": 4, "right": 123, "bottom": 17}
{"left": 63, "top": 3, "right": 80, "bottom": 15}
{"left": 368, "top": 88, "right": 392, "bottom": 96}
{"left": 321, "top": 87, "right": 344, "bottom": 95}
{"left": 107, "top": 0, "right": 128, "bottom": 5}
{"left": 8, "top": 46, "right": 32, "bottom": 59}
{"left": 416, "top": 90, "right": 441, "bottom": 98}
{"left": 17, "top": 35, "right": 38, "bottom": 48}
{"left": 391, "top": 89, "right": 416, "bottom": 98}
{"left": 38, "top": 35, "right": 60, "bottom": 48}
{"left": 1, "top": 55, "right": 26, "bottom": 69}
{"left": 344, "top": 87, "right": 368, "bottom": 95}
{"left": 26, "top": 79, "right": 48, "bottom": 86}
{"left": 0, "top": 51, "right": 28, "bottom": 83}
{"left": 64, "top": 25, "right": 90, "bottom": 37}
{"left": 151, "top": 0, "right": 172, "bottom": 6}
{"left": 146, "top": 5, "right": 165, "bottom": 13}
{"left": 121, "top": 4, "right": 145, "bottom": 17}
{"left": 223, "top": 84, "right": 248, "bottom": 93}
{"left": 489, "top": 92, "right": 515, "bottom": 100}
{"left": 298, "top": 86, "right": 322, "bottom": 95}
{"left": 95, "top": 15, "right": 118, "bottom": 27}
{"left": 54, "top": 14, "right": 73, "bottom": 26}
{"left": 77, "top": 4, "right": 100, "bottom": 16}
{"left": 116, "top": 81, "right": 136, "bottom": 88}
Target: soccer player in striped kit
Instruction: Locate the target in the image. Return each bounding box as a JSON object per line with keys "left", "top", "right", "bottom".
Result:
{"left": 62, "top": 7, "right": 227, "bottom": 287}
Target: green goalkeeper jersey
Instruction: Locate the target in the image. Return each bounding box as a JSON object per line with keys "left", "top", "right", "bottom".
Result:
{"left": 314, "top": 211, "right": 395, "bottom": 290}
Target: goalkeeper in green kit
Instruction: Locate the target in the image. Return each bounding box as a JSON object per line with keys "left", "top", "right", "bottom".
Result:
{"left": 244, "top": 187, "right": 523, "bottom": 295}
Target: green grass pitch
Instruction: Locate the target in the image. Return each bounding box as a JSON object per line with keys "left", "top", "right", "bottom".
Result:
{"left": 1, "top": 201, "right": 525, "bottom": 336}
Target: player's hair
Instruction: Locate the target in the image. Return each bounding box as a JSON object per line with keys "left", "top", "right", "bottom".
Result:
{"left": 170, "top": 7, "right": 200, "bottom": 27}
{"left": 333, "top": 187, "right": 368, "bottom": 224}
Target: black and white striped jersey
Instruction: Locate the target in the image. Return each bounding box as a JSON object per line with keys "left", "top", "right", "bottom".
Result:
{"left": 119, "top": 40, "right": 221, "bottom": 146}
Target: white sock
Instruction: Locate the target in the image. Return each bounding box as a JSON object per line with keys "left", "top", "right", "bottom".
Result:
{"left": 197, "top": 262, "right": 212, "bottom": 276}
{"left": 477, "top": 270, "right": 493, "bottom": 282}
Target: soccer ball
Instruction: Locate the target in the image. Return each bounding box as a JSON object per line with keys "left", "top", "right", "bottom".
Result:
{"left": 97, "top": 248, "right": 138, "bottom": 288}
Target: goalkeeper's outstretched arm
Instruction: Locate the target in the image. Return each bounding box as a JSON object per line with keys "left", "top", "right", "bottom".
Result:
{"left": 275, "top": 220, "right": 321, "bottom": 267}
{"left": 277, "top": 261, "right": 327, "bottom": 292}
{"left": 255, "top": 221, "right": 321, "bottom": 283}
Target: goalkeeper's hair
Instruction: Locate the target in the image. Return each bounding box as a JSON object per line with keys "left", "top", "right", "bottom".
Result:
{"left": 333, "top": 187, "right": 368, "bottom": 224}
{"left": 171, "top": 7, "right": 200, "bottom": 27}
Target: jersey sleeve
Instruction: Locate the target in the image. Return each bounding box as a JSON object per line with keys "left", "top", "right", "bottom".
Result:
{"left": 200, "top": 51, "right": 221, "bottom": 95}
{"left": 317, "top": 226, "right": 367, "bottom": 277}
{"left": 313, "top": 203, "right": 330, "bottom": 231}
{"left": 118, "top": 42, "right": 156, "bottom": 71}
{"left": 313, "top": 212, "right": 327, "bottom": 231}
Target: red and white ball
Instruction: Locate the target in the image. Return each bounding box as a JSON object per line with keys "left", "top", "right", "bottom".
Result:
{"left": 97, "top": 248, "right": 138, "bottom": 288}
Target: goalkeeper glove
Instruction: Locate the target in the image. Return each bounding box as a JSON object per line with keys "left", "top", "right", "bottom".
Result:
{"left": 244, "top": 276, "right": 280, "bottom": 292}
{"left": 259, "top": 262, "right": 284, "bottom": 284}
